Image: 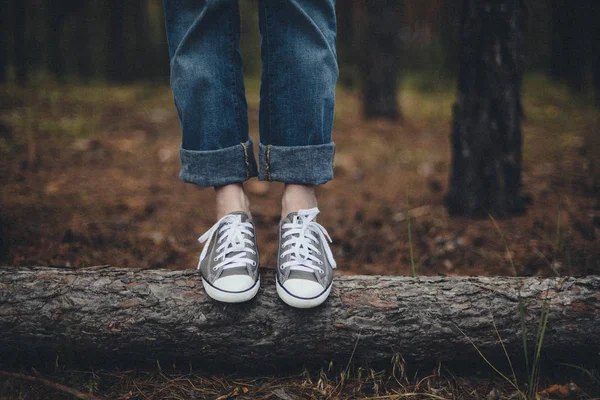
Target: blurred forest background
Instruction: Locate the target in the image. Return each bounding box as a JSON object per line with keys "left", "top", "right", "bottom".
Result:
{"left": 0, "top": 0, "right": 598, "bottom": 278}
{"left": 1, "top": 0, "right": 600, "bottom": 97}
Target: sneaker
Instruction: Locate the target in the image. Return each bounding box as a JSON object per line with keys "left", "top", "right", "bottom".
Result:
{"left": 197, "top": 211, "right": 260, "bottom": 303}
{"left": 276, "top": 207, "right": 336, "bottom": 308}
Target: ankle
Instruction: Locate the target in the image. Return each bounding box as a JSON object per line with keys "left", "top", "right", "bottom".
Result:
{"left": 215, "top": 183, "right": 252, "bottom": 219}
{"left": 281, "top": 184, "right": 318, "bottom": 219}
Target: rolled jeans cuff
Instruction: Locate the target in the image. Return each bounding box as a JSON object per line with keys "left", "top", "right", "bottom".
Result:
{"left": 179, "top": 139, "right": 258, "bottom": 187}
{"left": 258, "top": 142, "right": 335, "bottom": 185}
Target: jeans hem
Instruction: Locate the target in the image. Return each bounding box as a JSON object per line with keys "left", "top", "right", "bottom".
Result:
{"left": 258, "top": 142, "right": 335, "bottom": 185}
{"left": 179, "top": 139, "right": 258, "bottom": 187}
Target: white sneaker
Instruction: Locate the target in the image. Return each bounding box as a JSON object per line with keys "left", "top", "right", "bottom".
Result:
{"left": 197, "top": 212, "right": 260, "bottom": 303}
{"left": 276, "top": 207, "right": 336, "bottom": 308}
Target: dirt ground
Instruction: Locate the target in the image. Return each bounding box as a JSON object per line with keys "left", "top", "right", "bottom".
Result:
{"left": 1, "top": 77, "right": 599, "bottom": 277}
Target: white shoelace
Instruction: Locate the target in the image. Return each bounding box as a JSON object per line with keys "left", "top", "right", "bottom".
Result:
{"left": 197, "top": 214, "right": 256, "bottom": 272}
{"left": 280, "top": 207, "right": 337, "bottom": 274}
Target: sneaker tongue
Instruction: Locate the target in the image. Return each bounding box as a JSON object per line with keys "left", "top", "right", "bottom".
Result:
{"left": 228, "top": 211, "right": 251, "bottom": 222}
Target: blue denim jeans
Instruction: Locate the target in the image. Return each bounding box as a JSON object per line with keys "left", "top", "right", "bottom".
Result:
{"left": 163, "top": 0, "right": 338, "bottom": 187}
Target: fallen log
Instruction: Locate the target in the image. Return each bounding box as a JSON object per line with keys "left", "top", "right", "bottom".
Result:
{"left": 1, "top": 266, "right": 599, "bottom": 371}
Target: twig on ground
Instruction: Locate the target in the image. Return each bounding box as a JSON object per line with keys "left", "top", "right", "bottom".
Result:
{"left": 0, "top": 370, "right": 105, "bottom": 400}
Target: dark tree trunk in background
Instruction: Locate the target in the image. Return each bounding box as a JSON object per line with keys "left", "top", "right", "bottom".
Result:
{"left": 46, "top": 1, "right": 66, "bottom": 81}
{"left": 132, "top": 0, "right": 150, "bottom": 80}
{"left": 335, "top": 1, "right": 357, "bottom": 87}
{"left": 593, "top": 1, "right": 600, "bottom": 107}
{"left": 133, "top": 0, "right": 146, "bottom": 79}
{"left": 153, "top": 0, "right": 171, "bottom": 80}
{"left": 14, "top": 1, "right": 27, "bottom": 86}
{"left": 361, "top": 0, "right": 403, "bottom": 120}
{"left": 74, "top": 2, "right": 91, "bottom": 81}
{"left": 562, "top": 2, "right": 590, "bottom": 92}
{"left": 0, "top": 1, "right": 6, "bottom": 83}
{"left": 550, "top": 0, "right": 567, "bottom": 81}
{"left": 107, "top": 1, "right": 127, "bottom": 82}
{"left": 550, "top": 0, "right": 593, "bottom": 92}
{"left": 446, "top": 0, "right": 526, "bottom": 217}
{"left": 440, "top": 0, "right": 460, "bottom": 77}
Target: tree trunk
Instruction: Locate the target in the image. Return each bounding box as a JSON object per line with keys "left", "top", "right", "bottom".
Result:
{"left": 335, "top": 0, "right": 357, "bottom": 87}
{"left": 562, "top": 1, "right": 591, "bottom": 93}
{"left": 446, "top": 0, "right": 526, "bottom": 217}
{"left": 593, "top": 0, "right": 600, "bottom": 107}
{"left": 131, "top": 0, "right": 150, "bottom": 80}
{"left": 107, "top": 1, "right": 127, "bottom": 82}
{"left": 550, "top": 0, "right": 593, "bottom": 92}
{"left": 74, "top": 2, "right": 91, "bottom": 81}
{"left": 46, "top": 1, "right": 66, "bottom": 82}
{"left": 361, "top": 0, "right": 402, "bottom": 120}
{"left": 0, "top": 1, "right": 7, "bottom": 83}
{"left": 439, "top": 0, "right": 460, "bottom": 77}
{"left": 1, "top": 266, "right": 598, "bottom": 371}
{"left": 550, "top": 0, "right": 568, "bottom": 81}
{"left": 14, "top": 1, "right": 27, "bottom": 86}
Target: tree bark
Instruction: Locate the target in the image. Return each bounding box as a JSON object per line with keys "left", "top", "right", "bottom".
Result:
{"left": 550, "top": 0, "right": 568, "bottom": 81}
{"left": 593, "top": 0, "right": 600, "bottom": 107}
{"left": 446, "top": 0, "right": 526, "bottom": 217}
{"left": 74, "top": 2, "right": 91, "bottom": 81}
{"left": 550, "top": 0, "right": 593, "bottom": 92}
{"left": 0, "top": 1, "right": 7, "bottom": 83}
{"left": 46, "top": 0, "right": 66, "bottom": 82}
{"left": 361, "top": 0, "right": 403, "bottom": 120}
{"left": 335, "top": 0, "right": 357, "bottom": 87}
{"left": 1, "top": 266, "right": 599, "bottom": 371}
{"left": 131, "top": 0, "right": 150, "bottom": 80}
{"left": 440, "top": 0, "right": 460, "bottom": 77}
{"left": 107, "top": 1, "right": 127, "bottom": 82}
{"left": 14, "top": 1, "right": 27, "bottom": 86}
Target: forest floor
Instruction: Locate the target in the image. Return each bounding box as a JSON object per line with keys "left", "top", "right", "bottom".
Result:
{"left": 0, "top": 74, "right": 599, "bottom": 398}
{"left": 1, "top": 74, "right": 598, "bottom": 276}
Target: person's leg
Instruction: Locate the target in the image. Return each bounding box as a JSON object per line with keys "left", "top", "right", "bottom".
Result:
{"left": 163, "top": 0, "right": 257, "bottom": 200}
{"left": 163, "top": 0, "right": 259, "bottom": 302}
{"left": 257, "top": 0, "right": 338, "bottom": 218}
{"left": 258, "top": 0, "right": 339, "bottom": 308}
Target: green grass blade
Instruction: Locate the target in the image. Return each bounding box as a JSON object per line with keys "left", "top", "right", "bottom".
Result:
{"left": 528, "top": 286, "right": 552, "bottom": 397}
{"left": 489, "top": 214, "right": 518, "bottom": 276}
{"left": 452, "top": 322, "right": 522, "bottom": 393}
{"left": 518, "top": 294, "right": 530, "bottom": 373}
{"left": 492, "top": 316, "right": 519, "bottom": 388}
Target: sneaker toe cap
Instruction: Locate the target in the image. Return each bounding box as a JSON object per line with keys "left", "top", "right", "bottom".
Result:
{"left": 213, "top": 275, "right": 255, "bottom": 292}
{"left": 282, "top": 279, "right": 325, "bottom": 299}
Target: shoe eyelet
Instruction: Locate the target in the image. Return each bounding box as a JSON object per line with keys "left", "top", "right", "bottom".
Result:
{"left": 318, "top": 261, "right": 323, "bottom": 265}
{"left": 252, "top": 261, "right": 257, "bottom": 266}
{"left": 280, "top": 254, "right": 284, "bottom": 258}
{"left": 212, "top": 267, "right": 217, "bottom": 271}
{"left": 320, "top": 270, "right": 324, "bottom": 274}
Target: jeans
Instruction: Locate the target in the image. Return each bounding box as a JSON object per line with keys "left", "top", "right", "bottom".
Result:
{"left": 163, "top": 0, "right": 338, "bottom": 187}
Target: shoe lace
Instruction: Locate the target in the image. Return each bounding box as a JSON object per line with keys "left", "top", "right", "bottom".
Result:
{"left": 197, "top": 214, "right": 256, "bottom": 272}
{"left": 280, "top": 207, "right": 336, "bottom": 274}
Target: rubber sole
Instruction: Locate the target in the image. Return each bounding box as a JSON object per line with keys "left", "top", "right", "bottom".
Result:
{"left": 276, "top": 278, "right": 332, "bottom": 309}
{"left": 202, "top": 277, "right": 260, "bottom": 303}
